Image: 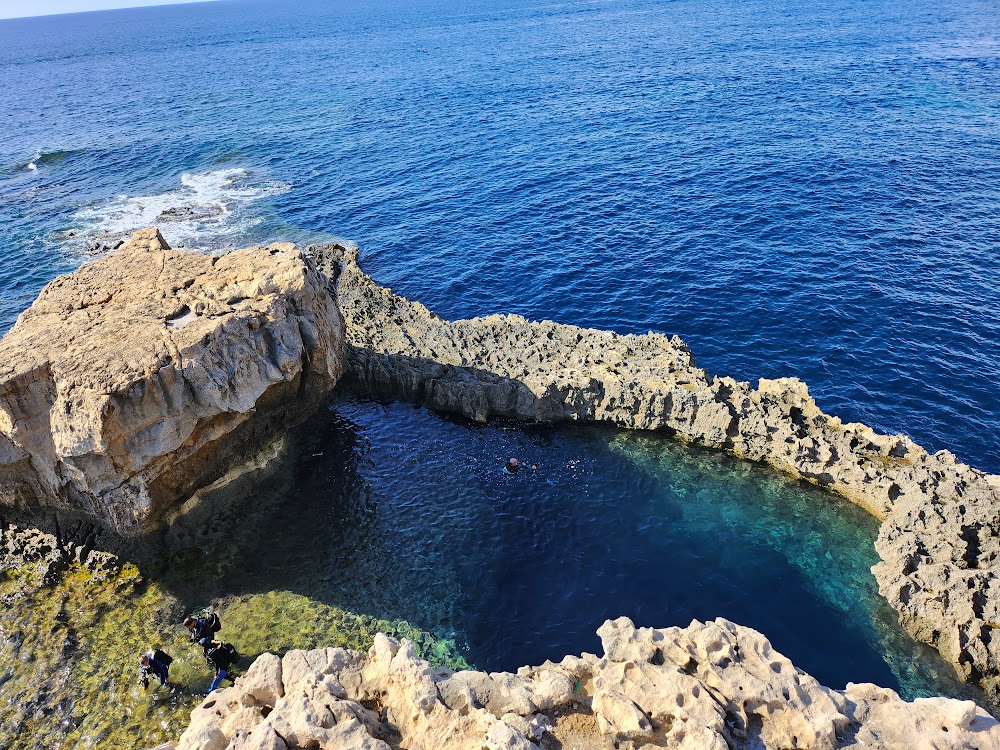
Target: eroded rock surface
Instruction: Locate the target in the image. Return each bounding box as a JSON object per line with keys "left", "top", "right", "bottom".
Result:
{"left": 311, "top": 242, "right": 1000, "bottom": 699}
{"left": 168, "top": 617, "right": 1000, "bottom": 750}
{"left": 0, "top": 229, "right": 345, "bottom": 540}
{"left": 0, "top": 521, "right": 119, "bottom": 585}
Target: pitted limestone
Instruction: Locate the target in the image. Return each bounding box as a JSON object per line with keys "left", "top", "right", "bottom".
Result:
{"left": 167, "top": 618, "right": 1000, "bottom": 750}
{"left": 310, "top": 242, "right": 1000, "bottom": 699}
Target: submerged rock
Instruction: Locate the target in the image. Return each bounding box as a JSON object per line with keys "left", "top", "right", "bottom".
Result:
{"left": 0, "top": 521, "right": 119, "bottom": 585}
{"left": 313, "top": 241, "right": 1000, "bottom": 700}
{"left": 0, "top": 229, "right": 345, "bottom": 544}
{"left": 168, "top": 617, "right": 1000, "bottom": 750}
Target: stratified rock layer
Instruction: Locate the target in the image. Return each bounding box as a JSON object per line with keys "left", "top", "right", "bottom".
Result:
{"left": 312, "top": 243, "right": 1000, "bottom": 699}
{"left": 169, "top": 617, "right": 1000, "bottom": 750}
{"left": 0, "top": 230, "right": 345, "bottom": 539}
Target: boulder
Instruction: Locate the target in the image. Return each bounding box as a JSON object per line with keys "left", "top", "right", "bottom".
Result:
{"left": 845, "top": 683, "right": 1000, "bottom": 750}
{"left": 0, "top": 229, "right": 345, "bottom": 541}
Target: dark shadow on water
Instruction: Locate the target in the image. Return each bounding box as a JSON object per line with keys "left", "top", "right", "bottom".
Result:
{"left": 154, "top": 394, "right": 988, "bottom": 708}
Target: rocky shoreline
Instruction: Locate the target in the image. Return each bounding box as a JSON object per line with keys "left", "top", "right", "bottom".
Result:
{"left": 312, "top": 241, "right": 1000, "bottom": 701}
{"left": 0, "top": 521, "right": 119, "bottom": 585}
{"left": 163, "top": 617, "right": 999, "bottom": 750}
{"left": 2, "top": 230, "right": 999, "bottom": 747}
{"left": 0, "top": 229, "right": 344, "bottom": 555}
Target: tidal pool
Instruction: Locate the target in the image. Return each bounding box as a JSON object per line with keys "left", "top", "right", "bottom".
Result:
{"left": 210, "top": 396, "right": 984, "bottom": 702}
{"left": 1, "top": 395, "right": 989, "bottom": 750}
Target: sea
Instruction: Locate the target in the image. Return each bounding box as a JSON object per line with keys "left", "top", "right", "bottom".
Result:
{"left": 1, "top": 0, "right": 999, "bottom": 707}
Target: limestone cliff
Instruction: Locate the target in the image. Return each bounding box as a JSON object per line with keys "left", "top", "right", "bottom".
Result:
{"left": 3, "top": 229, "right": 998, "bottom": 709}
{"left": 311, "top": 242, "right": 1000, "bottom": 700}
{"left": 0, "top": 230, "right": 345, "bottom": 541}
{"left": 164, "top": 618, "right": 1000, "bottom": 750}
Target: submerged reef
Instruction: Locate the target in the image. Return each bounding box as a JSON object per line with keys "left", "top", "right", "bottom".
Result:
{"left": 0, "top": 529, "right": 466, "bottom": 750}
{"left": 311, "top": 242, "right": 1000, "bottom": 701}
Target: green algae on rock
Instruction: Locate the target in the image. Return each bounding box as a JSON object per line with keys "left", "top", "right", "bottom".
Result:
{"left": 3, "top": 228, "right": 1000, "bottom": 746}
{"left": 0, "top": 563, "right": 466, "bottom": 750}
{"left": 0, "top": 563, "right": 192, "bottom": 749}
{"left": 212, "top": 592, "right": 468, "bottom": 672}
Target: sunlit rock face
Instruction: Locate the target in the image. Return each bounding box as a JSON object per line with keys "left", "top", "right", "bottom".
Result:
{"left": 167, "top": 617, "right": 1000, "bottom": 750}
{"left": 0, "top": 229, "right": 345, "bottom": 539}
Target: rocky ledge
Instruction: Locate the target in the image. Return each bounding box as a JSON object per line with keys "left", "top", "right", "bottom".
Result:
{"left": 0, "top": 521, "right": 119, "bottom": 585}
{"left": 312, "top": 243, "right": 1000, "bottom": 700}
{"left": 0, "top": 230, "right": 344, "bottom": 545}
{"left": 2, "top": 230, "right": 998, "bottom": 712}
{"left": 162, "top": 617, "right": 999, "bottom": 750}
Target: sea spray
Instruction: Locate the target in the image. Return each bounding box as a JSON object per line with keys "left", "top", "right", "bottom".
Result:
{"left": 61, "top": 168, "right": 290, "bottom": 255}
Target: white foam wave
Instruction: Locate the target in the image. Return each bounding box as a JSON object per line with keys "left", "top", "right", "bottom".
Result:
{"left": 26, "top": 162, "right": 37, "bottom": 171}
{"left": 61, "top": 168, "right": 290, "bottom": 255}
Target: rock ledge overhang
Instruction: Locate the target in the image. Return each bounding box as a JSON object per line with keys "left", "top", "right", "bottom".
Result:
{"left": 0, "top": 229, "right": 345, "bottom": 538}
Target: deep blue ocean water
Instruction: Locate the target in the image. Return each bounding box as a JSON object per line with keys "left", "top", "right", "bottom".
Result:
{"left": 1, "top": 0, "right": 998, "bottom": 704}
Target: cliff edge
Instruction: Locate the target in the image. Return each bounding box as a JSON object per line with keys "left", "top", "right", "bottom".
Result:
{"left": 0, "top": 230, "right": 345, "bottom": 541}
{"left": 312, "top": 242, "right": 1000, "bottom": 700}
{"left": 164, "top": 617, "right": 1000, "bottom": 750}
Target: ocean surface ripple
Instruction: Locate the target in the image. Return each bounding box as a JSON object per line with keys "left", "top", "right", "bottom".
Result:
{"left": 0, "top": 0, "right": 999, "bottom": 713}
{"left": 2, "top": 0, "right": 998, "bottom": 474}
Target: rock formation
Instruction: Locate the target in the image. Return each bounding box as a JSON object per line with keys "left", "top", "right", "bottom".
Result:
{"left": 311, "top": 242, "right": 1000, "bottom": 700}
{"left": 3, "top": 229, "right": 998, "bottom": 712}
{"left": 0, "top": 230, "right": 345, "bottom": 542}
{"left": 0, "top": 521, "right": 119, "bottom": 585}
{"left": 164, "top": 617, "right": 1000, "bottom": 750}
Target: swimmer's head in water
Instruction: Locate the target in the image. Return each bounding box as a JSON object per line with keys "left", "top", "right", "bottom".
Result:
{"left": 506, "top": 457, "right": 520, "bottom": 473}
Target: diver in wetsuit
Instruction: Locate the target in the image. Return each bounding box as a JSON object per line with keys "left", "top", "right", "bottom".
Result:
{"left": 183, "top": 613, "right": 220, "bottom": 651}
{"left": 139, "top": 649, "right": 172, "bottom": 690}
{"left": 204, "top": 640, "right": 239, "bottom": 693}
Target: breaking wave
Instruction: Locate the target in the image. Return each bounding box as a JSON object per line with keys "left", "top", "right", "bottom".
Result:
{"left": 58, "top": 168, "right": 290, "bottom": 255}
{"left": 14, "top": 148, "right": 84, "bottom": 173}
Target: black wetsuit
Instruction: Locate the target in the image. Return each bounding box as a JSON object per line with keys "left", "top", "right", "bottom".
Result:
{"left": 206, "top": 642, "right": 234, "bottom": 691}
{"left": 141, "top": 651, "right": 170, "bottom": 686}
{"left": 189, "top": 617, "right": 215, "bottom": 644}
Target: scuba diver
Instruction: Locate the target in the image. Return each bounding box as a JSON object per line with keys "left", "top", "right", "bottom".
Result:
{"left": 183, "top": 612, "right": 221, "bottom": 649}
{"left": 203, "top": 640, "right": 240, "bottom": 693}
{"left": 139, "top": 648, "right": 173, "bottom": 691}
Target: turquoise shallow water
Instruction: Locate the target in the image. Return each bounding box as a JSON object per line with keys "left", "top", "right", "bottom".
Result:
{"left": 205, "top": 397, "right": 984, "bottom": 703}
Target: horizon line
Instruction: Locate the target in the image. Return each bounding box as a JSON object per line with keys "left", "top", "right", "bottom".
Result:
{"left": 0, "top": 0, "right": 221, "bottom": 22}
